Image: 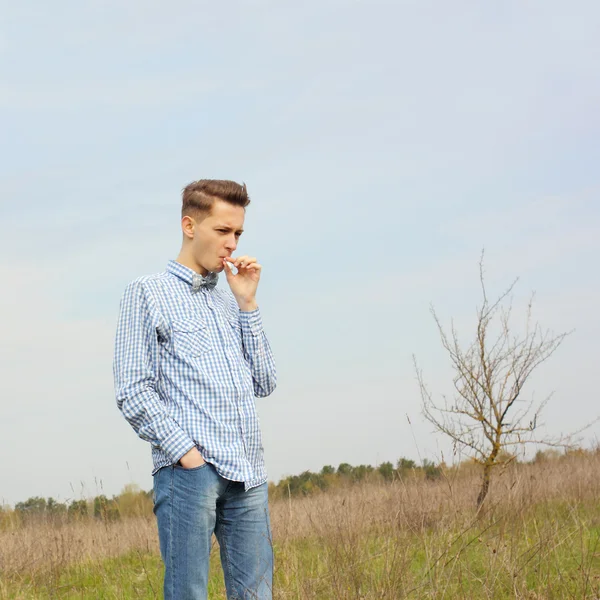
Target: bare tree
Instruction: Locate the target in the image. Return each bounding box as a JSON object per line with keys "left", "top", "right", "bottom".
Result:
{"left": 414, "top": 253, "right": 575, "bottom": 509}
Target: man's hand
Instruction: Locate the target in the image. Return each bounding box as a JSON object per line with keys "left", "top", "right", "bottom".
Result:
{"left": 223, "top": 255, "right": 261, "bottom": 311}
{"left": 178, "top": 447, "right": 206, "bottom": 469}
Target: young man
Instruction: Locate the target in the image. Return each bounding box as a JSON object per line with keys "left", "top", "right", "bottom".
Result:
{"left": 113, "top": 179, "right": 277, "bottom": 600}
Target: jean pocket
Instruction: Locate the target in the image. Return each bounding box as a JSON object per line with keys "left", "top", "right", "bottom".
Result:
{"left": 172, "top": 318, "right": 211, "bottom": 357}
{"left": 174, "top": 461, "right": 209, "bottom": 472}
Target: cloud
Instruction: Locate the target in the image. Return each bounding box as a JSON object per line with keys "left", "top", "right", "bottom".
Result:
{"left": 0, "top": 263, "right": 145, "bottom": 506}
{"left": 1, "top": 0, "right": 600, "bottom": 506}
{"left": 0, "top": 77, "right": 222, "bottom": 111}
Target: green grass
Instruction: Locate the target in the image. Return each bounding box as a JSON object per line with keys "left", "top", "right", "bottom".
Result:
{"left": 2, "top": 501, "right": 599, "bottom": 599}
{"left": 1, "top": 549, "right": 228, "bottom": 599}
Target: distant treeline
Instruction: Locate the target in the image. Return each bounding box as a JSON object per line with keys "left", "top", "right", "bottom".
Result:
{"left": 0, "top": 483, "right": 152, "bottom": 528}
{"left": 0, "top": 458, "right": 438, "bottom": 527}
{"left": 267, "top": 457, "right": 442, "bottom": 500}
{"left": 0, "top": 448, "right": 589, "bottom": 528}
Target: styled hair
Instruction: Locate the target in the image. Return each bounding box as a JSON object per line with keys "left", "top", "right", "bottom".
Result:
{"left": 181, "top": 179, "right": 250, "bottom": 220}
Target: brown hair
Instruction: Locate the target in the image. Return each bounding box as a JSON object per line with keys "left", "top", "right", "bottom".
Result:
{"left": 181, "top": 179, "right": 251, "bottom": 220}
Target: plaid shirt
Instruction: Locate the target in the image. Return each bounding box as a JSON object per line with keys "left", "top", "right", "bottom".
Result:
{"left": 113, "top": 260, "right": 277, "bottom": 491}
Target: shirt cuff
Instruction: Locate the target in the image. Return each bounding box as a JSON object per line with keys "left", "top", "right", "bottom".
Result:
{"left": 239, "top": 307, "right": 263, "bottom": 336}
{"left": 161, "top": 427, "right": 196, "bottom": 464}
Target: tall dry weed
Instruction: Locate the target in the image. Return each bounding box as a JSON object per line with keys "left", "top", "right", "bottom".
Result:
{"left": 1, "top": 451, "right": 598, "bottom": 598}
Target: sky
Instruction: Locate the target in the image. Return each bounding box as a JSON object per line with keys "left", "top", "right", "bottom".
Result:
{"left": 1, "top": 1, "right": 599, "bottom": 507}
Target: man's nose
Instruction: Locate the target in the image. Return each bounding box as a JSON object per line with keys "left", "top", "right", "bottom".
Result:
{"left": 224, "top": 236, "right": 237, "bottom": 251}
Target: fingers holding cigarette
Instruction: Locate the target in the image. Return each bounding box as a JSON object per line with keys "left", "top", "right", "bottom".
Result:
{"left": 224, "top": 257, "right": 261, "bottom": 275}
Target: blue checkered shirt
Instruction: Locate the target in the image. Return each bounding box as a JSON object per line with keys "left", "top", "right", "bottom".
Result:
{"left": 113, "top": 260, "right": 277, "bottom": 491}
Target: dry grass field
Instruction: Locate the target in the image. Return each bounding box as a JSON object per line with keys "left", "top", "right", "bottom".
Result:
{"left": 1, "top": 451, "right": 599, "bottom": 599}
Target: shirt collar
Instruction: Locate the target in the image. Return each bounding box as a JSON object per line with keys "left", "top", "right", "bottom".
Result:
{"left": 166, "top": 260, "right": 219, "bottom": 291}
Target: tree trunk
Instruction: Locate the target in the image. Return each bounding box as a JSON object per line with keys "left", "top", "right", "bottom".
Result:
{"left": 477, "top": 462, "right": 492, "bottom": 509}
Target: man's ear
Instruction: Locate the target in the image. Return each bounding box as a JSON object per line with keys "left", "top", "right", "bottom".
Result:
{"left": 181, "top": 215, "right": 195, "bottom": 239}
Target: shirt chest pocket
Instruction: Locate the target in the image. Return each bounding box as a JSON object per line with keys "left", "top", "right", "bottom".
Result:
{"left": 171, "top": 318, "right": 211, "bottom": 357}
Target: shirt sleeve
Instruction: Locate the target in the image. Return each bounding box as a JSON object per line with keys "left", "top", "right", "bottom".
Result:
{"left": 238, "top": 307, "right": 277, "bottom": 397}
{"left": 113, "top": 280, "right": 196, "bottom": 463}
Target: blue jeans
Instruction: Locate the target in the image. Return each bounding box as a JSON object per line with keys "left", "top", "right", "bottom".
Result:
{"left": 153, "top": 461, "right": 273, "bottom": 599}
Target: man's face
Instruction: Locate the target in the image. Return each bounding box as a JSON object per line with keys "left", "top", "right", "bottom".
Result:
{"left": 186, "top": 199, "right": 245, "bottom": 274}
